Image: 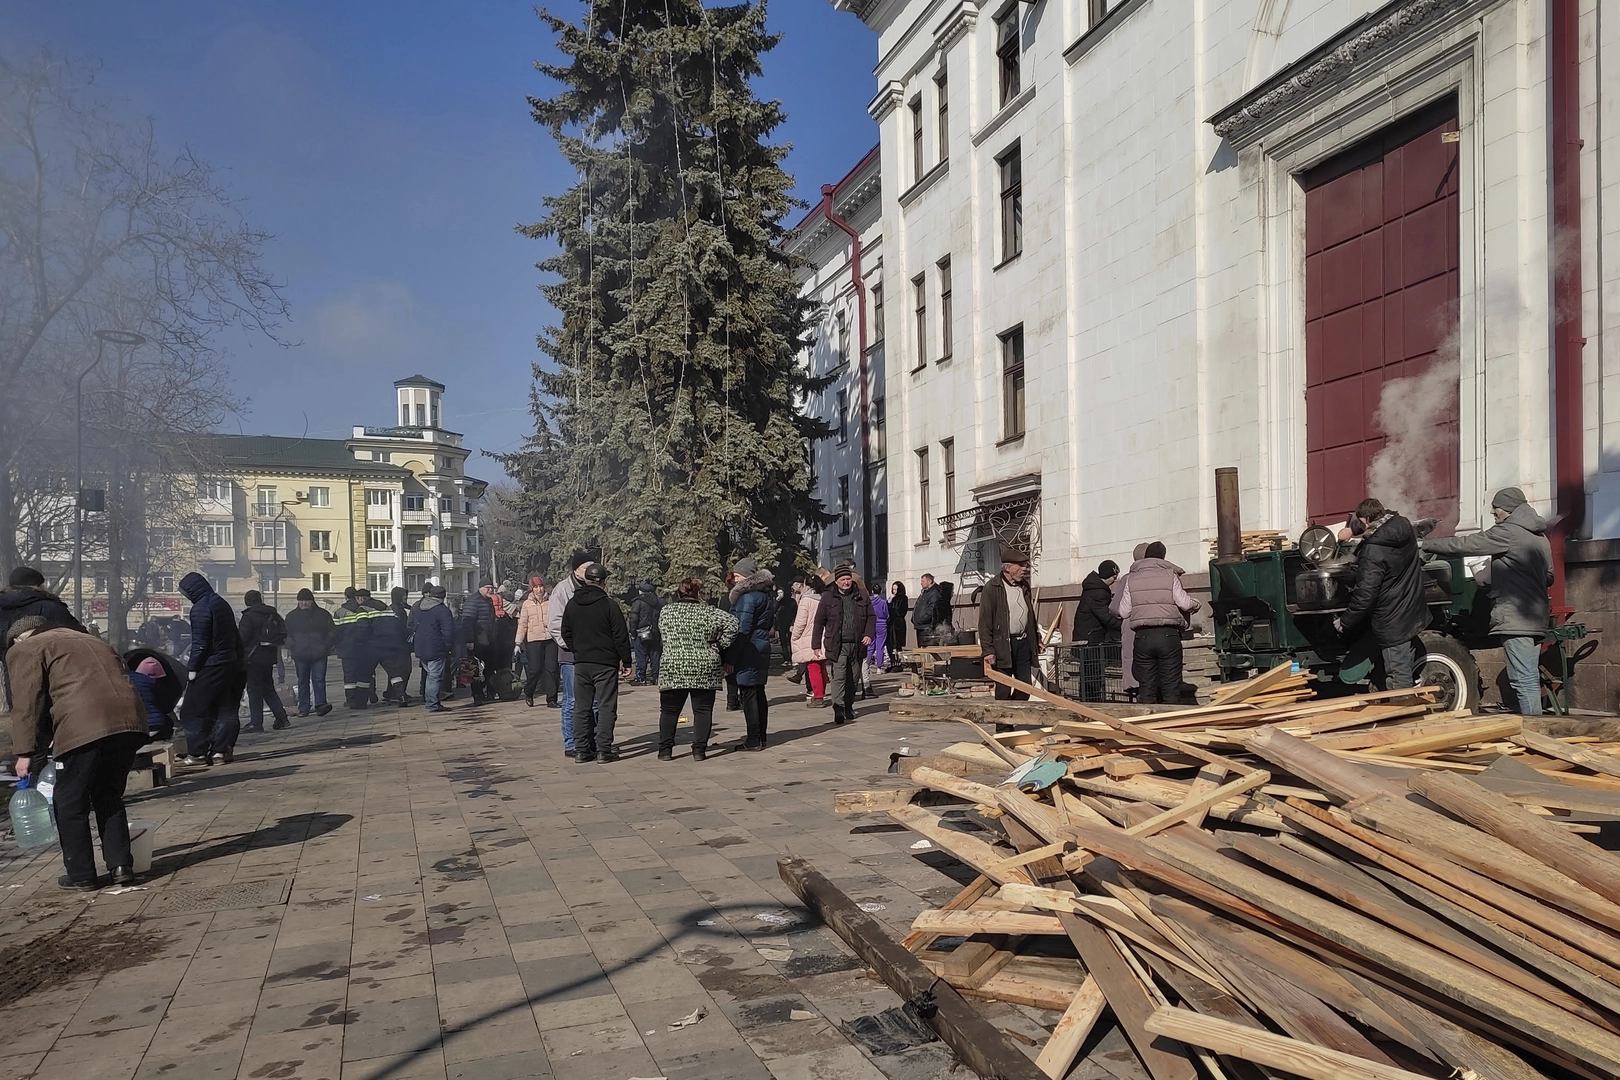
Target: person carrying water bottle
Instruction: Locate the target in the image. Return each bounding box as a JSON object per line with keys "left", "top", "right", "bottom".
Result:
{"left": 7, "top": 615, "right": 150, "bottom": 890}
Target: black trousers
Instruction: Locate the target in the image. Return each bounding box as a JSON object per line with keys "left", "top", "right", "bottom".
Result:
{"left": 54, "top": 731, "right": 148, "bottom": 882}
{"left": 658, "top": 688, "right": 717, "bottom": 752}
{"left": 739, "top": 683, "right": 771, "bottom": 747}
{"left": 573, "top": 662, "right": 621, "bottom": 754}
{"left": 245, "top": 660, "right": 288, "bottom": 727}
{"left": 992, "top": 635, "right": 1035, "bottom": 700}
{"left": 180, "top": 663, "right": 243, "bottom": 758}
{"left": 1132, "top": 625, "right": 1184, "bottom": 704}
{"left": 524, "top": 640, "right": 556, "bottom": 700}
{"left": 542, "top": 641, "right": 560, "bottom": 702}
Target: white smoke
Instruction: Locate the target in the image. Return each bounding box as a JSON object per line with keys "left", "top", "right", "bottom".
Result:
{"left": 1365, "top": 340, "right": 1461, "bottom": 534}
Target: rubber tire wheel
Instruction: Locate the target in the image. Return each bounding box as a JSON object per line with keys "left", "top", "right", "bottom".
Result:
{"left": 1415, "top": 632, "right": 1482, "bottom": 713}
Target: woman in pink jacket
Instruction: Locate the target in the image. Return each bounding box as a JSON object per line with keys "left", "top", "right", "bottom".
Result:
{"left": 789, "top": 576, "right": 828, "bottom": 707}
{"left": 515, "top": 578, "right": 554, "bottom": 707}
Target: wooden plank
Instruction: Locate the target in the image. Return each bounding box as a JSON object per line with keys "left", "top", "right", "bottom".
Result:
{"left": 1141, "top": 828, "right": 1620, "bottom": 1075}
{"left": 1144, "top": 1008, "right": 1435, "bottom": 1080}
{"left": 1208, "top": 661, "right": 1299, "bottom": 706}
{"left": 1373, "top": 716, "right": 1524, "bottom": 758}
{"left": 1034, "top": 975, "right": 1107, "bottom": 1080}
{"left": 988, "top": 840, "right": 1072, "bottom": 875}
{"left": 1347, "top": 791, "right": 1620, "bottom": 934}
{"left": 1243, "top": 725, "right": 1398, "bottom": 802}
{"left": 887, "top": 805, "right": 1035, "bottom": 886}
{"left": 1514, "top": 730, "right": 1620, "bottom": 779}
{"left": 938, "top": 938, "right": 1001, "bottom": 979}
{"left": 1311, "top": 716, "right": 1523, "bottom": 752}
{"left": 953, "top": 716, "right": 1032, "bottom": 766}
{"left": 910, "top": 909, "right": 1067, "bottom": 936}
{"left": 1348, "top": 973, "right": 1555, "bottom": 1080}
{"left": 947, "top": 963, "right": 1085, "bottom": 1011}
{"left": 835, "top": 788, "right": 921, "bottom": 814}
{"left": 777, "top": 857, "right": 1048, "bottom": 1080}
{"left": 1124, "top": 772, "right": 1269, "bottom": 838}
{"left": 909, "top": 766, "right": 1005, "bottom": 806}
{"left": 902, "top": 875, "right": 993, "bottom": 953}
{"left": 1411, "top": 771, "right": 1620, "bottom": 906}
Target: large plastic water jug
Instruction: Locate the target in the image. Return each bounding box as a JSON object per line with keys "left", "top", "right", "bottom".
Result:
{"left": 36, "top": 761, "right": 56, "bottom": 804}
{"left": 9, "top": 778, "right": 58, "bottom": 849}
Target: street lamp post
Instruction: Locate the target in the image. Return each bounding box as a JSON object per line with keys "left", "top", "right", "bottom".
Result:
{"left": 75, "top": 329, "right": 146, "bottom": 624}
{"left": 272, "top": 495, "right": 308, "bottom": 612}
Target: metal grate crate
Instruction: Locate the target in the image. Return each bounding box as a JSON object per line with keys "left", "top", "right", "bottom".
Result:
{"left": 1054, "top": 642, "right": 1127, "bottom": 703}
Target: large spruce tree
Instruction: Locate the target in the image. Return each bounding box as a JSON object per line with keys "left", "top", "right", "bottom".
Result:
{"left": 504, "top": 0, "right": 825, "bottom": 588}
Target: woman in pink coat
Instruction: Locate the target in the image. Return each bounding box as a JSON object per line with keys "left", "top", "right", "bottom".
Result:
{"left": 789, "top": 576, "right": 828, "bottom": 707}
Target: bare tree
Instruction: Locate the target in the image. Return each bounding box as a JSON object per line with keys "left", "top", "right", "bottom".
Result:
{"left": 0, "top": 52, "right": 287, "bottom": 586}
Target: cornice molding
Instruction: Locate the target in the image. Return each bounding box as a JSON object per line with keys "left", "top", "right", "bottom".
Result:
{"left": 869, "top": 80, "right": 905, "bottom": 122}
{"left": 934, "top": 2, "right": 980, "bottom": 51}
{"left": 1207, "top": 0, "right": 1489, "bottom": 147}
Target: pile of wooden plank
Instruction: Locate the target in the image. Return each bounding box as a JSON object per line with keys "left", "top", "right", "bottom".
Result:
{"left": 794, "top": 666, "right": 1620, "bottom": 1080}
{"left": 1205, "top": 531, "right": 1289, "bottom": 558}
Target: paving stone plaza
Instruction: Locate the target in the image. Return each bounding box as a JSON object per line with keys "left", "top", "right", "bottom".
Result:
{"left": 0, "top": 687, "right": 1048, "bottom": 1080}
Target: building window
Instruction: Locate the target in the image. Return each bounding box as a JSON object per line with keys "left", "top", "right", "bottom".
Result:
{"left": 935, "top": 69, "right": 949, "bottom": 162}
{"left": 94, "top": 574, "right": 107, "bottom": 595}
{"left": 996, "top": 7, "right": 1021, "bottom": 107}
{"left": 836, "top": 389, "right": 849, "bottom": 444}
{"left": 998, "top": 144, "right": 1023, "bottom": 263}
{"left": 404, "top": 532, "right": 428, "bottom": 553}
{"left": 836, "top": 310, "right": 849, "bottom": 367}
{"left": 404, "top": 494, "right": 426, "bottom": 512}
{"left": 42, "top": 523, "right": 68, "bottom": 544}
{"left": 912, "top": 274, "right": 927, "bottom": 368}
{"left": 910, "top": 96, "right": 924, "bottom": 182}
{"left": 200, "top": 478, "right": 230, "bottom": 502}
{"left": 200, "top": 523, "right": 233, "bottom": 549}
{"left": 371, "top": 450, "right": 392, "bottom": 463}
{"left": 431, "top": 396, "right": 440, "bottom": 427}
{"left": 871, "top": 283, "right": 885, "bottom": 342}
{"left": 252, "top": 521, "right": 286, "bottom": 550}
{"left": 150, "top": 573, "right": 176, "bottom": 593}
{"left": 368, "top": 571, "right": 392, "bottom": 593}
{"left": 441, "top": 456, "right": 453, "bottom": 472}
{"left": 306, "top": 486, "right": 330, "bottom": 508}
{"left": 401, "top": 404, "right": 411, "bottom": 426}
{"left": 255, "top": 486, "right": 277, "bottom": 516}
{"left": 368, "top": 527, "right": 394, "bottom": 551}
{"left": 838, "top": 475, "right": 850, "bottom": 536}
{"left": 941, "top": 438, "right": 957, "bottom": 519}
{"left": 1088, "top": 0, "right": 1111, "bottom": 27}
{"left": 405, "top": 572, "right": 427, "bottom": 593}
{"left": 916, "top": 448, "right": 931, "bottom": 542}
{"left": 416, "top": 403, "right": 427, "bottom": 426}
{"left": 1000, "top": 325, "right": 1026, "bottom": 439}
{"left": 309, "top": 530, "right": 332, "bottom": 552}
{"left": 871, "top": 397, "right": 887, "bottom": 463}
{"left": 311, "top": 572, "right": 331, "bottom": 593}
{"left": 366, "top": 489, "right": 392, "bottom": 508}
{"left": 439, "top": 496, "right": 454, "bottom": 512}
{"left": 259, "top": 570, "right": 280, "bottom": 593}
{"left": 938, "top": 258, "right": 953, "bottom": 360}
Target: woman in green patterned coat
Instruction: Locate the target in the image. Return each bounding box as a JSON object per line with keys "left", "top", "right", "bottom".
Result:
{"left": 656, "top": 577, "right": 741, "bottom": 761}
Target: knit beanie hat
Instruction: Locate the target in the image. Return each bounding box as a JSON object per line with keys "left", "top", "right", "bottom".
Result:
{"left": 296, "top": 588, "right": 315, "bottom": 601}
{"left": 8, "top": 566, "right": 44, "bottom": 588}
{"left": 1492, "top": 487, "right": 1528, "bottom": 513}
{"left": 733, "top": 558, "right": 760, "bottom": 577}
{"left": 136, "top": 657, "right": 166, "bottom": 678}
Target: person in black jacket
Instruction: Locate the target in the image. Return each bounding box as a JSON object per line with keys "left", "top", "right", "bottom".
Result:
{"left": 238, "top": 591, "right": 289, "bottom": 733}
{"left": 813, "top": 566, "right": 875, "bottom": 725}
{"left": 1334, "top": 499, "right": 1430, "bottom": 690}
{"left": 177, "top": 573, "right": 244, "bottom": 766}
{"left": 1073, "top": 561, "right": 1121, "bottom": 645}
{"left": 628, "top": 582, "right": 662, "bottom": 686}
{"left": 333, "top": 588, "right": 375, "bottom": 709}
{"left": 375, "top": 587, "right": 412, "bottom": 706}
{"left": 560, "top": 563, "right": 631, "bottom": 762}
{"left": 0, "top": 566, "right": 85, "bottom": 649}
{"left": 284, "top": 589, "right": 335, "bottom": 717}
{"left": 886, "top": 582, "right": 909, "bottom": 666}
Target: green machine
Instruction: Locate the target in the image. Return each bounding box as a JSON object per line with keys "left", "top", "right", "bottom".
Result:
{"left": 1206, "top": 470, "right": 1487, "bottom": 712}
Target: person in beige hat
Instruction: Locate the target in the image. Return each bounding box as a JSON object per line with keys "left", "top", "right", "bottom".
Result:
{"left": 978, "top": 545, "right": 1035, "bottom": 699}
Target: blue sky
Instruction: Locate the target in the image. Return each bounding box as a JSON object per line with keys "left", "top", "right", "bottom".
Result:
{"left": 5, "top": 1, "right": 878, "bottom": 475}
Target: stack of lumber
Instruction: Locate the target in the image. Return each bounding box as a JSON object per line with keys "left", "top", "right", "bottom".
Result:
{"left": 1205, "top": 531, "right": 1289, "bottom": 558}
{"left": 795, "top": 666, "right": 1620, "bottom": 1080}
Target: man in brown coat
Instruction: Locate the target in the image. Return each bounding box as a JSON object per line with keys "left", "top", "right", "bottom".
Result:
{"left": 8, "top": 616, "right": 150, "bottom": 890}
{"left": 979, "top": 545, "right": 1036, "bottom": 700}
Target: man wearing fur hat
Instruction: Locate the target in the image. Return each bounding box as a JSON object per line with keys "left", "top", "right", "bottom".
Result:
{"left": 812, "top": 564, "right": 872, "bottom": 725}
{"left": 979, "top": 545, "right": 1037, "bottom": 700}
{"left": 1422, "top": 487, "right": 1554, "bottom": 714}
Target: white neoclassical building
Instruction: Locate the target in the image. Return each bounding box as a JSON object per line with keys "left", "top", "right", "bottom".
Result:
{"left": 834, "top": 0, "right": 1620, "bottom": 708}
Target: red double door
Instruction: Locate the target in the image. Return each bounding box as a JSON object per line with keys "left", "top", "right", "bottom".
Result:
{"left": 1304, "top": 100, "right": 1461, "bottom": 533}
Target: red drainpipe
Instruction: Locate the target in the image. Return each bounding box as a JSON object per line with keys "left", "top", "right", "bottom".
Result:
{"left": 1550, "top": 0, "right": 1585, "bottom": 615}
{"left": 819, "top": 186, "right": 873, "bottom": 581}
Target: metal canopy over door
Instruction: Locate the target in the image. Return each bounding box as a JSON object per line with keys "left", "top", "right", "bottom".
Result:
{"left": 1303, "top": 98, "right": 1461, "bottom": 533}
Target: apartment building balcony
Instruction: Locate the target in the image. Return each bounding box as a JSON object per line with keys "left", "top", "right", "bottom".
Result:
{"left": 401, "top": 509, "right": 435, "bottom": 526}
{"left": 202, "top": 546, "right": 236, "bottom": 563}
{"left": 440, "top": 511, "right": 472, "bottom": 528}
{"left": 441, "top": 552, "right": 478, "bottom": 570}
{"left": 248, "top": 547, "right": 291, "bottom": 564}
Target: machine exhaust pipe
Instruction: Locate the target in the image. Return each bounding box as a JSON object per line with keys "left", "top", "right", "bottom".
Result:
{"left": 1215, "top": 467, "right": 1242, "bottom": 564}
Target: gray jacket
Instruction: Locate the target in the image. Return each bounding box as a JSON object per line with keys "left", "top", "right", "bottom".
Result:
{"left": 548, "top": 571, "right": 580, "bottom": 661}
{"left": 1422, "top": 504, "right": 1553, "bottom": 636}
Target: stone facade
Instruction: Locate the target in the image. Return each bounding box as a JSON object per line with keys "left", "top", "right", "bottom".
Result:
{"left": 836, "top": 0, "right": 1619, "bottom": 711}
{"left": 785, "top": 148, "right": 886, "bottom": 580}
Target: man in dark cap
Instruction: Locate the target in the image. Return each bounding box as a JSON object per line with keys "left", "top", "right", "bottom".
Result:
{"left": 811, "top": 564, "right": 872, "bottom": 725}
{"left": 285, "top": 588, "right": 335, "bottom": 717}
{"left": 0, "top": 566, "right": 84, "bottom": 652}
{"left": 978, "top": 546, "right": 1037, "bottom": 700}
{"left": 560, "top": 563, "right": 631, "bottom": 761}
{"left": 1422, "top": 487, "right": 1554, "bottom": 714}
{"left": 333, "top": 586, "right": 375, "bottom": 709}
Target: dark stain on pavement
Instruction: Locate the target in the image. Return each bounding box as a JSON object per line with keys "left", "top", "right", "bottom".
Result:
{"left": 704, "top": 836, "right": 748, "bottom": 848}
